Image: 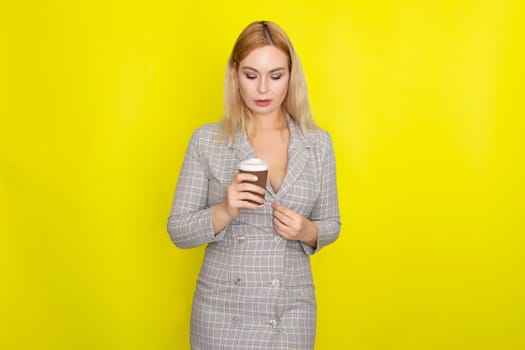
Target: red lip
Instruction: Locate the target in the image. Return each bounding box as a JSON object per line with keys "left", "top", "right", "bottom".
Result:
{"left": 255, "top": 99, "right": 271, "bottom": 107}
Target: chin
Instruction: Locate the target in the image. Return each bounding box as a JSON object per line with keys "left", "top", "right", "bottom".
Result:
{"left": 252, "top": 107, "right": 277, "bottom": 116}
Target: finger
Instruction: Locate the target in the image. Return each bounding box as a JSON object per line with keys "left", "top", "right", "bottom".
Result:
{"left": 241, "top": 200, "right": 264, "bottom": 210}
{"left": 239, "top": 183, "right": 265, "bottom": 195}
{"left": 228, "top": 189, "right": 264, "bottom": 206}
{"left": 273, "top": 210, "right": 294, "bottom": 231}
{"left": 231, "top": 188, "right": 264, "bottom": 206}
{"left": 276, "top": 211, "right": 303, "bottom": 233}
{"left": 234, "top": 173, "right": 259, "bottom": 184}
{"left": 273, "top": 217, "right": 288, "bottom": 234}
{"left": 272, "top": 203, "right": 295, "bottom": 221}
{"left": 273, "top": 217, "right": 293, "bottom": 237}
{"left": 273, "top": 209, "right": 289, "bottom": 226}
{"left": 232, "top": 198, "right": 262, "bottom": 210}
{"left": 240, "top": 192, "right": 264, "bottom": 206}
{"left": 272, "top": 202, "right": 284, "bottom": 212}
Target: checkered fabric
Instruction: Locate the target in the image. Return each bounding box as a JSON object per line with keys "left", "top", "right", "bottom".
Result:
{"left": 167, "top": 120, "right": 341, "bottom": 349}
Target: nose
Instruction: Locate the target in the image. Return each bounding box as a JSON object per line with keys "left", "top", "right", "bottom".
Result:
{"left": 257, "top": 76, "right": 268, "bottom": 93}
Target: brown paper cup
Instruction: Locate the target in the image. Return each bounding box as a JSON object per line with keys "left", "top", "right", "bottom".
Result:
{"left": 239, "top": 158, "right": 268, "bottom": 204}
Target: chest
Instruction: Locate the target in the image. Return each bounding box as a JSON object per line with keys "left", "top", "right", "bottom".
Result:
{"left": 251, "top": 131, "right": 289, "bottom": 193}
{"left": 203, "top": 135, "right": 321, "bottom": 218}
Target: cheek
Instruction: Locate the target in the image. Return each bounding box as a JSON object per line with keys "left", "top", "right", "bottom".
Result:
{"left": 238, "top": 85, "right": 251, "bottom": 103}
{"left": 276, "top": 80, "right": 289, "bottom": 99}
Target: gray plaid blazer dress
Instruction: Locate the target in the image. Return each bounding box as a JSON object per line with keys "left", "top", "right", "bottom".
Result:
{"left": 167, "top": 119, "right": 341, "bottom": 349}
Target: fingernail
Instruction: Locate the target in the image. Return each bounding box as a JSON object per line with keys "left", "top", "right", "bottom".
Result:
{"left": 253, "top": 176, "right": 258, "bottom": 181}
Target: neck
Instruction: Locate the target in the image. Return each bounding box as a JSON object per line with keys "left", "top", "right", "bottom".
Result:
{"left": 253, "top": 109, "right": 287, "bottom": 132}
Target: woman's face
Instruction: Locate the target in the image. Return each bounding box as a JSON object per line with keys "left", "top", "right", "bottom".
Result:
{"left": 236, "top": 45, "right": 290, "bottom": 118}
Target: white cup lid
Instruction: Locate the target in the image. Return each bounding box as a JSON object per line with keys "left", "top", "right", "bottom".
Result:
{"left": 239, "top": 158, "right": 268, "bottom": 171}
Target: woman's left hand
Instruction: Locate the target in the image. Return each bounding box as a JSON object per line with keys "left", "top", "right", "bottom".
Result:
{"left": 272, "top": 203, "right": 318, "bottom": 248}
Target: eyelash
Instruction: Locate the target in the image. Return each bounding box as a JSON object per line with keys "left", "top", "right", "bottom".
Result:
{"left": 245, "top": 74, "right": 283, "bottom": 80}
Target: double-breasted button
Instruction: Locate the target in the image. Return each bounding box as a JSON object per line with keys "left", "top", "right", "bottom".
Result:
{"left": 273, "top": 236, "right": 282, "bottom": 243}
{"left": 234, "top": 278, "right": 242, "bottom": 286}
{"left": 268, "top": 319, "right": 277, "bottom": 328}
{"left": 270, "top": 279, "right": 280, "bottom": 287}
{"left": 235, "top": 235, "right": 246, "bottom": 242}
{"left": 231, "top": 317, "right": 241, "bottom": 325}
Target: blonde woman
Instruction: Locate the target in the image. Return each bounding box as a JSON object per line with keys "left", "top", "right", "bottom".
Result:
{"left": 168, "top": 21, "right": 341, "bottom": 349}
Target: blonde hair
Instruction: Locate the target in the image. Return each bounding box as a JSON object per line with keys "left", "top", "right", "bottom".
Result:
{"left": 221, "top": 21, "right": 318, "bottom": 140}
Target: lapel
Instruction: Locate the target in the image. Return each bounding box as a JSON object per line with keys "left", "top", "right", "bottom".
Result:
{"left": 229, "top": 130, "right": 257, "bottom": 163}
{"left": 227, "top": 118, "right": 312, "bottom": 199}
{"left": 277, "top": 119, "right": 311, "bottom": 198}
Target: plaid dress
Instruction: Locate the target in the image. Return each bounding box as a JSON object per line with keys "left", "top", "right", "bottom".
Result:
{"left": 168, "top": 120, "right": 341, "bottom": 349}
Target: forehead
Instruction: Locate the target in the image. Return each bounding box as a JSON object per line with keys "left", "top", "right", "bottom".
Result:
{"left": 240, "top": 45, "right": 288, "bottom": 70}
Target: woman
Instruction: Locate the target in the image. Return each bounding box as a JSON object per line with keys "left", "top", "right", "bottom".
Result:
{"left": 168, "top": 21, "right": 341, "bottom": 349}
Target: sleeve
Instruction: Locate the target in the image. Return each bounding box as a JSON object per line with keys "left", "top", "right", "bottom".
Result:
{"left": 166, "top": 128, "right": 226, "bottom": 249}
{"left": 301, "top": 131, "right": 341, "bottom": 255}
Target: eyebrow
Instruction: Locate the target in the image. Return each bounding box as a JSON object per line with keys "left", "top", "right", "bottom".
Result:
{"left": 240, "top": 66, "right": 286, "bottom": 73}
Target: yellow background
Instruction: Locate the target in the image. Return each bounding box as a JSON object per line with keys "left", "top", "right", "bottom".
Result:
{"left": 1, "top": 1, "right": 524, "bottom": 349}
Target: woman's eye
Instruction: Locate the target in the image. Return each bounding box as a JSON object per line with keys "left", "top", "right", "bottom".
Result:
{"left": 245, "top": 74, "right": 257, "bottom": 80}
{"left": 271, "top": 75, "right": 282, "bottom": 80}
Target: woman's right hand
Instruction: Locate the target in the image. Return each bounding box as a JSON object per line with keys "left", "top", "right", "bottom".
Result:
{"left": 212, "top": 173, "right": 265, "bottom": 233}
{"left": 223, "top": 173, "right": 265, "bottom": 219}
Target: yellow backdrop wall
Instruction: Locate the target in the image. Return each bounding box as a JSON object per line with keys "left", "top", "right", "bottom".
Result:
{"left": 1, "top": 1, "right": 524, "bottom": 349}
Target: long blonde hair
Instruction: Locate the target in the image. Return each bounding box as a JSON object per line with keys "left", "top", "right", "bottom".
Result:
{"left": 221, "top": 21, "right": 317, "bottom": 140}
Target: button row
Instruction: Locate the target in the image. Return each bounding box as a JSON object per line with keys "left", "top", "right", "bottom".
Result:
{"left": 231, "top": 317, "right": 280, "bottom": 330}
{"left": 232, "top": 278, "right": 281, "bottom": 287}
{"left": 234, "top": 235, "right": 282, "bottom": 242}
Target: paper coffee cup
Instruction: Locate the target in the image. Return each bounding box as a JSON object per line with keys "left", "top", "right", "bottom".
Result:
{"left": 238, "top": 158, "right": 268, "bottom": 203}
